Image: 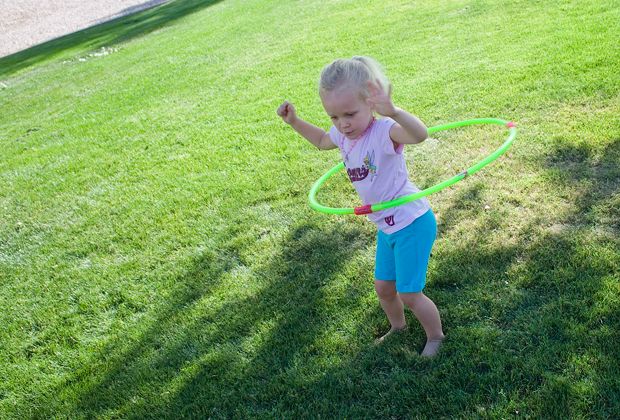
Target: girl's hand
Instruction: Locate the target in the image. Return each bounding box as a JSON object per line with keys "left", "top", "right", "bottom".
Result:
{"left": 366, "top": 80, "right": 397, "bottom": 117}
{"left": 277, "top": 101, "right": 298, "bottom": 125}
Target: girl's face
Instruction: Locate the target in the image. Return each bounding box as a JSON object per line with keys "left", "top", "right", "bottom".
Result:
{"left": 320, "top": 87, "right": 373, "bottom": 140}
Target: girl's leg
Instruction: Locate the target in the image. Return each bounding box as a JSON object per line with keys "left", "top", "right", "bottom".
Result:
{"left": 399, "top": 291, "right": 444, "bottom": 356}
{"left": 374, "top": 280, "right": 406, "bottom": 341}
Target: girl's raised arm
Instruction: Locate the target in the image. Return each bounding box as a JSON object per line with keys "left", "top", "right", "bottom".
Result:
{"left": 277, "top": 101, "right": 337, "bottom": 150}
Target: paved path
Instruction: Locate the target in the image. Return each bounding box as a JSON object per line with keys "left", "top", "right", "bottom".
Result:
{"left": 0, "top": 0, "right": 168, "bottom": 57}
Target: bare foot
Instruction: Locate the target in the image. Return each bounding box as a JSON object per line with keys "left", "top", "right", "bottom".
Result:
{"left": 421, "top": 335, "right": 445, "bottom": 357}
{"left": 374, "top": 326, "right": 407, "bottom": 345}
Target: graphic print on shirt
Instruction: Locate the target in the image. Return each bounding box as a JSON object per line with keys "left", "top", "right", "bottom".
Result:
{"left": 347, "top": 149, "right": 377, "bottom": 183}
{"left": 363, "top": 150, "right": 377, "bottom": 182}
{"left": 384, "top": 215, "right": 395, "bottom": 226}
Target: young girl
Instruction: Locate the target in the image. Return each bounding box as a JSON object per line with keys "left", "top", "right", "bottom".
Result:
{"left": 277, "top": 56, "right": 445, "bottom": 357}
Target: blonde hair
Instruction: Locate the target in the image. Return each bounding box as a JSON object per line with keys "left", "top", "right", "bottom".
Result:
{"left": 319, "top": 56, "right": 391, "bottom": 99}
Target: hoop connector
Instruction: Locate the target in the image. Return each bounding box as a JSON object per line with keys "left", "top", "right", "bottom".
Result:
{"left": 459, "top": 170, "right": 469, "bottom": 178}
{"left": 506, "top": 121, "right": 516, "bottom": 128}
{"left": 354, "top": 204, "right": 373, "bottom": 215}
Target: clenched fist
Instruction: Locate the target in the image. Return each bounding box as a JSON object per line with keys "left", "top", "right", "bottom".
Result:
{"left": 276, "top": 101, "right": 298, "bottom": 125}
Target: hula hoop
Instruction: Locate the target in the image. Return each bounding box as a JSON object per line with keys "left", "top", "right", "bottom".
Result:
{"left": 308, "top": 118, "right": 517, "bottom": 215}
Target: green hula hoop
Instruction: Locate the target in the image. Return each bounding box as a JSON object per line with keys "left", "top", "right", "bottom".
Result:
{"left": 308, "top": 118, "right": 517, "bottom": 215}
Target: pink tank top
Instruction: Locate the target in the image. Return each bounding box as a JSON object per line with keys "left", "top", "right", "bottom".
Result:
{"left": 329, "top": 117, "right": 431, "bottom": 234}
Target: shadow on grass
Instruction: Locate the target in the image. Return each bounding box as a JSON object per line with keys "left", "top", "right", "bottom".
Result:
{"left": 502, "top": 137, "right": 619, "bottom": 416}
{"left": 0, "top": 0, "right": 222, "bottom": 78}
{"left": 258, "top": 139, "right": 619, "bottom": 417}
{"left": 545, "top": 137, "right": 620, "bottom": 231}
{"left": 25, "top": 220, "right": 369, "bottom": 418}
{"left": 21, "top": 141, "right": 620, "bottom": 417}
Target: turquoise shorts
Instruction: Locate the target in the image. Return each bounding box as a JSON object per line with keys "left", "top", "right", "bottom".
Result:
{"left": 374, "top": 209, "right": 437, "bottom": 293}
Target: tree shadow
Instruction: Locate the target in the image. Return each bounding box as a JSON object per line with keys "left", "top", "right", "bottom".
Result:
{"left": 15, "top": 242, "right": 237, "bottom": 418}
{"left": 159, "top": 135, "right": 617, "bottom": 418}
{"left": 188, "top": 138, "right": 616, "bottom": 418}
{"left": 17, "top": 140, "right": 619, "bottom": 417}
{"left": 23, "top": 220, "right": 368, "bottom": 418}
{"left": 436, "top": 182, "right": 486, "bottom": 237}
{"left": 229, "top": 138, "right": 618, "bottom": 417}
{"left": 0, "top": 0, "right": 223, "bottom": 77}
{"left": 498, "top": 137, "right": 619, "bottom": 416}
{"left": 544, "top": 137, "right": 619, "bottom": 231}
{"left": 165, "top": 222, "right": 373, "bottom": 416}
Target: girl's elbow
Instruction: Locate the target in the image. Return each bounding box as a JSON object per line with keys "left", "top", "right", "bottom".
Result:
{"left": 415, "top": 127, "right": 428, "bottom": 144}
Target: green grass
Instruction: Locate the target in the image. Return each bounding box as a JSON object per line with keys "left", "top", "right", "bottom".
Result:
{"left": 1, "top": 0, "right": 619, "bottom": 417}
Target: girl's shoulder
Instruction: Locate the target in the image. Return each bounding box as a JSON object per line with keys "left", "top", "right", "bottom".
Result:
{"left": 376, "top": 116, "right": 396, "bottom": 129}
{"left": 371, "top": 117, "right": 396, "bottom": 139}
{"left": 328, "top": 125, "right": 344, "bottom": 147}
{"left": 371, "top": 117, "right": 401, "bottom": 155}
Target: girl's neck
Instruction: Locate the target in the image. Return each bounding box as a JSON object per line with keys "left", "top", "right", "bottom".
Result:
{"left": 352, "top": 115, "right": 376, "bottom": 140}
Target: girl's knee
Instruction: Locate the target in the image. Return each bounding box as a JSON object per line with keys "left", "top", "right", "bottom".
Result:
{"left": 374, "top": 280, "right": 397, "bottom": 299}
{"left": 399, "top": 291, "right": 424, "bottom": 306}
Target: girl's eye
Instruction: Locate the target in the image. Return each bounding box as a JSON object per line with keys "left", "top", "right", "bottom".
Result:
{"left": 345, "top": 113, "right": 356, "bottom": 117}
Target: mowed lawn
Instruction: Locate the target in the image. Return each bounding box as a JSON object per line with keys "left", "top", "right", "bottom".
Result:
{"left": 1, "top": 0, "right": 618, "bottom": 417}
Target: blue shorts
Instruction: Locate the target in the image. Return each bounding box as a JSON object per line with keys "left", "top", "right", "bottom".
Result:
{"left": 374, "top": 209, "right": 437, "bottom": 293}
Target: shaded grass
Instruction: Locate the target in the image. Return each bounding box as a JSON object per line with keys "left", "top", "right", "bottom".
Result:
{"left": 1, "top": 0, "right": 619, "bottom": 417}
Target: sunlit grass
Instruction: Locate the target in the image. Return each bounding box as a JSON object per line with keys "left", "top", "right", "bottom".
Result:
{"left": 1, "top": 0, "right": 619, "bottom": 417}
